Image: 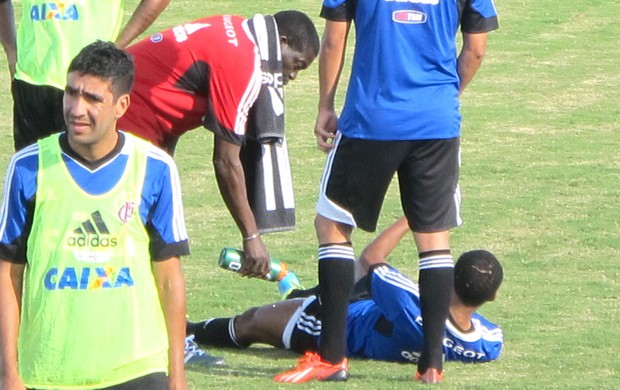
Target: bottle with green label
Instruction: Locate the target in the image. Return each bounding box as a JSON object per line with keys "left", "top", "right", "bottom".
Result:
{"left": 218, "top": 247, "right": 289, "bottom": 281}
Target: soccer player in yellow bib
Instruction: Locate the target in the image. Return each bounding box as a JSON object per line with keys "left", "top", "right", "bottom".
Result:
{"left": 0, "top": 41, "right": 187, "bottom": 390}
{"left": 0, "top": 0, "right": 170, "bottom": 151}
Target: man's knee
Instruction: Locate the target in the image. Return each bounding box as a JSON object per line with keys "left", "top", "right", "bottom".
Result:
{"left": 234, "top": 307, "right": 260, "bottom": 341}
{"left": 315, "top": 215, "right": 352, "bottom": 244}
{"left": 413, "top": 230, "right": 450, "bottom": 253}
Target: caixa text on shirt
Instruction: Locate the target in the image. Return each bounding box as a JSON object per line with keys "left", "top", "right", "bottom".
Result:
{"left": 30, "top": 3, "right": 79, "bottom": 21}
{"left": 43, "top": 267, "right": 135, "bottom": 290}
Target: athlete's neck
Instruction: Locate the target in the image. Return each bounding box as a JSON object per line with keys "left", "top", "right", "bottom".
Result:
{"left": 448, "top": 294, "right": 477, "bottom": 333}
{"left": 60, "top": 131, "right": 125, "bottom": 170}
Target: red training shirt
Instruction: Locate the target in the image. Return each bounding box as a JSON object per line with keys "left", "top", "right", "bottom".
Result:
{"left": 118, "top": 15, "right": 262, "bottom": 149}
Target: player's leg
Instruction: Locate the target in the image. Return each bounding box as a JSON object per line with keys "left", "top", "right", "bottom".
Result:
{"left": 275, "top": 135, "right": 405, "bottom": 383}
{"left": 314, "top": 135, "right": 404, "bottom": 365}
{"left": 12, "top": 80, "right": 65, "bottom": 151}
{"left": 314, "top": 214, "right": 354, "bottom": 363}
{"left": 413, "top": 230, "right": 452, "bottom": 383}
{"left": 234, "top": 299, "right": 305, "bottom": 348}
{"left": 189, "top": 299, "right": 304, "bottom": 349}
{"left": 273, "top": 217, "right": 354, "bottom": 383}
{"left": 399, "top": 137, "right": 461, "bottom": 383}
{"left": 274, "top": 135, "right": 355, "bottom": 383}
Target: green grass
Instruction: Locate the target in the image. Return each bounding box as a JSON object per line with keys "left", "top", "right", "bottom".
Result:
{"left": 1, "top": 0, "right": 619, "bottom": 389}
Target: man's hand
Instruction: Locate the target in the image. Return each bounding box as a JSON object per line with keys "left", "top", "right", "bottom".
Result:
{"left": 314, "top": 108, "right": 339, "bottom": 152}
{"left": 239, "top": 236, "right": 271, "bottom": 278}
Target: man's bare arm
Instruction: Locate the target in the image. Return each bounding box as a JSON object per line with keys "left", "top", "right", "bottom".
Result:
{"left": 212, "top": 136, "right": 270, "bottom": 278}
{"left": 314, "top": 20, "right": 351, "bottom": 152}
{"left": 0, "top": 0, "right": 17, "bottom": 77}
{"left": 357, "top": 217, "right": 411, "bottom": 279}
{"left": 457, "top": 32, "right": 489, "bottom": 95}
{"left": 115, "top": 0, "right": 170, "bottom": 48}
{"left": 152, "top": 257, "right": 187, "bottom": 390}
{"left": 0, "top": 260, "right": 25, "bottom": 389}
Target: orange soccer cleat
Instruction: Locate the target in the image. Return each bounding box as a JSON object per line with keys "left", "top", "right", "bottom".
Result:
{"left": 273, "top": 352, "right": 349, "bottom": 383}
{"left": 415, "top": 368, "right": 444, "bottom": 384}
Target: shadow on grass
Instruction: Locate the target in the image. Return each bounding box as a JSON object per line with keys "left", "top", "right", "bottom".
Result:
{"left": 186, "top": 347, "right": 417, "bottom": 383}
{"left": 186, "top": 348, "right": 297, "bottom": 378}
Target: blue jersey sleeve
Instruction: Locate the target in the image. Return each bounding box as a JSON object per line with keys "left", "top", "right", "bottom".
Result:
{"left": 369, "top": 265, "right": 422, "bottom": 325}
{"left": 0, "top": 145, "right": 39, "bottom": 263}
{"left": 142, "top": 147, "right": 190, "bottom": 261}
{"left": 321, "top": 0, "right": 355, "bottom": 21}
{"left": 462, "top": 0, "right": 499, "bottom": 33}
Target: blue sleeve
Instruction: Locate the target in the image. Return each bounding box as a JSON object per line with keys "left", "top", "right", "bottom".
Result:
{"left": 0, "top": 147, "right": 39, "bottom": 263}
{"left": 142, "top": 149, "right": 190, "bottom": 261}
{"left": 444, "top": 314, "right": 504, "bottom": 362}
{"left": 323, "top": 0, "right": 347, "bottom": 8}
{"left": 321, "top": 0, "right": 355, "bottom": 21}
{"left": 462, "top": 0, "right": 499, "bottom": 33}
{"left": 369, "top": 265, "right": 422, "bottom": 325}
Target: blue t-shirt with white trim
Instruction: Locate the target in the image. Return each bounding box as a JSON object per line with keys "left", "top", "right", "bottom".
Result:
{"left": 321, "top": 0, "right": 499, "bottom": 140}
{"left": 345, "top": 264, "right": 503, "bottom": 363}
{"left": 0, "top": 132, "right": 189, "bottom": 263}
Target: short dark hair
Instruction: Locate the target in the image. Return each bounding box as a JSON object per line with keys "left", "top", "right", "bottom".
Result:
{"left": 454, "top": 250, "right": 504, "bottom": 307}
{"left": 273, "top": 10, "right": 320, "bottom": 59}
{"left": 67, "top": 41, "right": 134, "bottom": 99}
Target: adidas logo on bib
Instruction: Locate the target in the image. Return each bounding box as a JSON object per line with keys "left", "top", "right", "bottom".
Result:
{"left": 67, "top": 211, "right": 118, "bottom": 248}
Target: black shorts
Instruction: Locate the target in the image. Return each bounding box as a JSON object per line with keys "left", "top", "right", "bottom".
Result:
{"left": 317, "top": 133, "right": 462, "bottom": 232}
{"left": 285, "top": 296, "right": 321, "bottom": 354}
{"left": 12, "top": 78, "right": 66, "bottom": 151}
{"left": 101, "top": 372, "right": 169, "bottom": 390}
{"left": 285, "top": 280, "right": 371, "bottom": 354}
{"left": 28, "top": 372, "right": 168, "bottom": 390}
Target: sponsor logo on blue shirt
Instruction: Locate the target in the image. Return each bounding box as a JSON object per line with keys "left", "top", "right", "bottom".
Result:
{"left": 444, "top": 338, "right": 487, "bottom": 360}
{"left": 393, "top": 10, "right": 427, "bottom": 24}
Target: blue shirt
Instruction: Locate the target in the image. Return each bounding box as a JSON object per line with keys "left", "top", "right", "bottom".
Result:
{"left": 0, "top": 132, "right": 189, "bottom": 263}
{"left": 321, "top": 0, "right": 499, "bottom": 140}
{"left": 346, "top": 264, "right": 503, "bottom": 363}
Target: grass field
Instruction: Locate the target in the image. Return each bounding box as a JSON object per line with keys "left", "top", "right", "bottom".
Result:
{"left": 1, "top": 1, "right": 619, "bottom": 389}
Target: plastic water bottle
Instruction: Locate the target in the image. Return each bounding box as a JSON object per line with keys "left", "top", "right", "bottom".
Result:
{"left": 218, "top": 247, "right": 289, "bottom": 281}
{"left": 277, "top": 272, "right": 303, "bottom": 300}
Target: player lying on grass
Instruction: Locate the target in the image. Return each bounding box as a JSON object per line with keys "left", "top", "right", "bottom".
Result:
{"left": 187, "top": 217, "right": 504, "bottom": 366}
